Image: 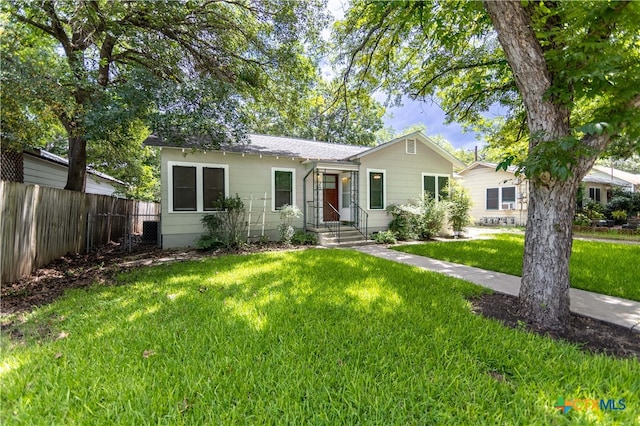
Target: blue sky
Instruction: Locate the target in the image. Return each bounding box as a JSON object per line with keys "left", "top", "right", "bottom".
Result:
{"left": 383, "top": 97, "right": 485, "bottom": 151}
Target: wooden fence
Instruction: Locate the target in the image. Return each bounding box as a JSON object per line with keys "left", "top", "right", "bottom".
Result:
{"left": 1, "top": 181, "right": 160, "bottom": 283}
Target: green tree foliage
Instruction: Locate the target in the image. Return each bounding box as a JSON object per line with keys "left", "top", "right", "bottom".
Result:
{"left": 2, "top": 0, "right": 327, "bottom": 191}
{"left": 247, "top": 77, "right": 385, "bottom": 146}
{"left": 336, "top": 0, "right": 640, "bottom": 330}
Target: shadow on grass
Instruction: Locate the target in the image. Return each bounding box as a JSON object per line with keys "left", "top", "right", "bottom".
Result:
{"left": 2, "top": 249, "right": 638, "bottom": 424}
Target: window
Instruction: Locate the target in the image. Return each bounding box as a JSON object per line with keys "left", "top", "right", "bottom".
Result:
{"left": 203, "top": 167, "right": 225, "bottom": 210}
{"left": 173, "top": 166, "right": 196, "bottom": 211}
{"left": 422, "top": 174, "right": 449, "bottom": 201}
{"left": 368, "top": 169, "right": 385, "bottom": 210}
{"left": 486, "top": 186, "right": 516, "bottom": 210}
{"left": 168, "top": 162, "right": 229, "bottom": 213}
{"left": 272, "top": 168, "right": 295, "bottom": 210}
{"left": 589, "top": 187, "right": 601, "bottom": 203}
{"left": 486, "top": 188, "right": 499, "bottom": 210}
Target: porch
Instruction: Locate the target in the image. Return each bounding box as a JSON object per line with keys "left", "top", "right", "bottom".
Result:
{"left": 302, "top": 165, "right": 369, "bottom": 244}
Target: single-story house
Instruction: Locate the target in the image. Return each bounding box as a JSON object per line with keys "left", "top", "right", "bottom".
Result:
{"left": 146, "top": 131, "right": 465, "bottom": 248}
{"left": 458, "top": 161, "right": 635, "bottom": 226}
{"left": 591, "top": 165, "right": 639, "bottom": 193}
{"left": 1, "top": 148, "right": 125, "bottom": 196}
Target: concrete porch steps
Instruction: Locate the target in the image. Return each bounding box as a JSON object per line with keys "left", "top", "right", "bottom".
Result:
{"left": 307, "top": 225, "right": 371, "bottom": 246}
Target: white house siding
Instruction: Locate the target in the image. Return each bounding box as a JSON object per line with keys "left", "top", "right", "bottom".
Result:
{"left": 160, "top": 147, "right": 310, "bottom": 248}
{"left": 357, "top": 137, "right": 455, "bottom": 233}
{"left": 23, "top": 155, "right": 120, "bottom": 196}
{"left": 459, "top": 165, "right": 528, "bottom": 226}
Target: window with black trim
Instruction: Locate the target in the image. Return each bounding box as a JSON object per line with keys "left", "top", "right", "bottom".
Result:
{"left": 203, "top": 167, "right": 225, "bottom": 210}
{"left": 486, "top": 188, "right": 499, "bottom": 210}
{"left": 274, "top": 170, "right": 293, "bottom": 210}
{"left": 423, "top": 175, "right": 449, "bottom": 201}
{"left": 589, "top": 187, "right": 601, "bottom": 203}
{"left": 173, "top": 166, "right": 196, "bottom": 211}
{"left": 369, "top": 171, "right": 384, "bottom": 209}
{"left": 169, "top": 162, "right": 228, "bottom": 212}
{"left": 486, "top": 186, "right": 516, "bottom": 210}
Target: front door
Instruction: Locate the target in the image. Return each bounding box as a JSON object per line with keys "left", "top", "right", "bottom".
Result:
{"left": 323, "top": 174, "right": 339, "bottom": 221}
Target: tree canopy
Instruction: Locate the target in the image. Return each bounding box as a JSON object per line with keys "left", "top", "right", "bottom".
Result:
{"left": 2, "top": 0, "right": 328, "bottom": 191}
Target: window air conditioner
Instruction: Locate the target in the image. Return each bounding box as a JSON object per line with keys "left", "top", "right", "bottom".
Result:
{"left": 502, "top": 202, "right": 515, "bottom": 210}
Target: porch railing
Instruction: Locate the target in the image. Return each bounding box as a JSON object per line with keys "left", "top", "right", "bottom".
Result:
{"left": 352, "top": 202, "right": 368, "bottom": 240}
{"left": 325, "top": 203, "right": 341, "bottom": 242}
{"left": 306, "top": 201, "right": 318, "bottom": 228}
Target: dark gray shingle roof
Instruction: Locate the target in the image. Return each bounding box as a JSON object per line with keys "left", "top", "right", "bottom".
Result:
{"left": 145, "top": 133, "right": 370, "bottom": 161}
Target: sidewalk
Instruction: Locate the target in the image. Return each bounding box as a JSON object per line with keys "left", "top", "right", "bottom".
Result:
{"left": 350, "top": 245, "right": 640, "bottom": 333}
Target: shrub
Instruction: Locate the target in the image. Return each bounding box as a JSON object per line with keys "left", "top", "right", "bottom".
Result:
{"left": 387, "top": 195, "right": 447, "bottom": 241}
{"left": 387, "top": 204, "right": 420, "bottom": 240}
{"left": 278, "top": 204, "right": 302, "bottom": 244}
{"left": 583, "top": 200, "right": 605, "bottom": 219}
{"left": 290, "top": 231, "right": 318, "bottom": 246}
{"left": 446, "top": 181, "right": 473, "bottom": 234}
{"left": 197, "top": 195, "right": 247, "bottom": 250}
{"left": 415, "top": 195, "right": 447, "bottom": 240}
{"left": 612, "top": 210, "right": 628, "bottom": 224}
{"left": 573, "top": 213, "right": 592, "bottom": 227}
{"left": 373, "top": 230, "right": 397, "bottom": 244}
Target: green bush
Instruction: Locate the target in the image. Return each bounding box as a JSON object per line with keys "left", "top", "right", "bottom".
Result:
{"left": 387, "top": 204, "right": 419, "bottom": 240}
{"left": 583, "top": 200, "right": 605, "bottom": 219}
{"left": 445, "top": 181, "right": 472, "bottom": 234}
{"left": 387, "top": 195, "right": 447, "bottom": 241}
{"left": 290, "top": 231, "right": 318, "bottom": 246}
{"left": 415, "top": 195, "right": 447, "bottom": 240}
{"left": 572, "top": 213, "right": 592, "bottom": 227}
{"left": 373, "top": 230, "right": 397, "bottom": 244}
{"left": 197, "top": 195, "right": 247, "bottom": 250}
{"left": 612, "top": 210, "right": 628, "bottom": 224}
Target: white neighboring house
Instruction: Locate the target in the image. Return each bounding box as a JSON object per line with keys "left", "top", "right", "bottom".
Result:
{"left": 458, "top": 161, "right": 636, "bottom": 226}
{"left": 457, "top": 161, "right": 528, "bottom": 226}
{"left": 146, "top": 132, "right": 465, "bottom": 248}
{"left": 591, "top": 165, "right": 640, "bottom": 193}
{"left": 21, "top": 149, "right": 125, "bottom": 196}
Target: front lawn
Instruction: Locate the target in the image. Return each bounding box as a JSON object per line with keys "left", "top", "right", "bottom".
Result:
{"left": 2, "top": 249, "right": 638, "bottom": 424}
{"left": 394, "top": 234, "right": 640, "bottom": 301}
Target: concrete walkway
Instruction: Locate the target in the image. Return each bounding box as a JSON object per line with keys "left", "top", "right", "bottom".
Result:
{"left": 350, "top": 245, "right": 640, "bottom": 333}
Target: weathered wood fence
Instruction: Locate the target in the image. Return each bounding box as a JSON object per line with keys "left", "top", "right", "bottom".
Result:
{"left": 1, "top": 181, "right": 160, "bottom": 283}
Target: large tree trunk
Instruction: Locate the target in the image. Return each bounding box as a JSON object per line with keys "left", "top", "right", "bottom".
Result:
{"left": 64, "top": 134, "right": 87, "bottom": 192}
{"left": 521, "top": 178, "right": 579, "bottom": 330}
{"left": 484, "top": 0, "right": 574, "bottom": 331}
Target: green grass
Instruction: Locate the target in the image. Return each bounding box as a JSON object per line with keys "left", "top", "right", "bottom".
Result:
{"left": 2, "top": 249, "right": 638, "bottom": 424}
{"left": 395, "top": 234, "right": 640, "bottom": 301}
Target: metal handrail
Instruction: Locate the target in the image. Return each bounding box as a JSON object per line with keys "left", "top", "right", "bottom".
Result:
{"left": 352, "top": 201, "right": 368, "bottom": 240}
{"left": 325, "top": 203, "right": 341, "bottom": 242}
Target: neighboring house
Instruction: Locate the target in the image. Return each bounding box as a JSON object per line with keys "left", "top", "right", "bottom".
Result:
{"left": 146, "top": 132, "right": 465, "bottom": 248}
{"left": 1, "top": 148, "right": 125, "bottom": 196}
{"left": 458, "top": 161, "right": 636, "bottom": 226}
{"left": 457, "top": 161, "right": 529, "bottom": 226}
{"left": 591, "top": 165, "right": 639, "bottom": 193}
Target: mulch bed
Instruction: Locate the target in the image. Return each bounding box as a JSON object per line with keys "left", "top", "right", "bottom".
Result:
{"left": 471, "top": 293, "right": 640, "bottom": 360}
{"left": 2, "top": 243, "right": 639, "bottom": 360}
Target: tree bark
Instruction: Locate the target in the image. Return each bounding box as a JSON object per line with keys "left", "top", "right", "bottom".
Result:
{"left": 64, "top": 131, "right": 87, "bottom": 192}
{"left": 483, "top": 0, "right": 581, "bottom": 331}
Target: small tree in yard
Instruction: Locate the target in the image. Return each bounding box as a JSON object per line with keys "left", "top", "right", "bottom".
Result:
{"left": 446, "top": 182, "right": 473, "bottom": 236}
